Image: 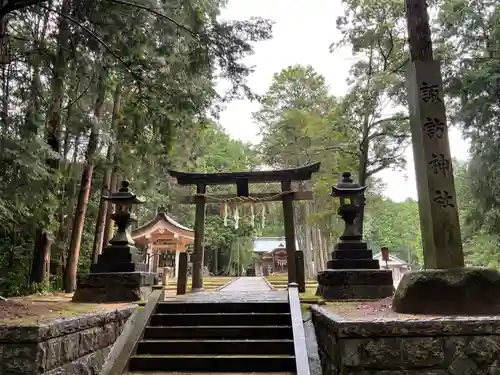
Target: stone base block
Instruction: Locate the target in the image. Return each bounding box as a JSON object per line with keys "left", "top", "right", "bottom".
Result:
{"left": 317, "top": 269, "right": 394, "bottom": 300}
{"left": 326, "top": 258, "right": 380, "bottom": 270}
{"left": 311, "top": 303, "right": 500, "bottom": 375}
{"left": 393, "top": 267, "right": 500, "bottom": 315}
{"left": 72, "top": 272, "right": 155, "bottom": 303}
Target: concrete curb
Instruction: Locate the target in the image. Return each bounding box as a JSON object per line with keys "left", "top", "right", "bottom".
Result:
{"left": 217, "top": 277, "right": 240, "bottom": 291}
{"left": 262, "top": 276, "right": 276, "bottom": 290}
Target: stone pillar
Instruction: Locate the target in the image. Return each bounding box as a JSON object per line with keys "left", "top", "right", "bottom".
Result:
{"left": 295, "top": 250, "right": 306, "bottom": 293}
{"left": 392, "top": 0, "right": 500, "bottom": 315}
{"left": 407, "top": 60, "right": 464, "bottom": 268}
{"left": 162, "top": 267, "right": 169, "bottom": 287}
{"left": 177, "top": 252, "right": 188, "bottom": 295}
{"left": 154, "top": 249, "right": 160, "bottom": 273}
{"left": 175, "top": 250, "right": 180, "bottom": 278}
{"left": 147, "top": 244, "right": 154, "bottom": 273}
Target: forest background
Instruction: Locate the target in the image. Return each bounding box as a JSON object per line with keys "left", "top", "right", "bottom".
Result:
{"left": 0, "top": 0, "right": 498, "bottom": 296}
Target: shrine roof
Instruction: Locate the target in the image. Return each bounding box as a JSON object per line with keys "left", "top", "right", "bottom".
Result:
{"left": 253, "top": 237, "right": 299, "bottom": 253}
{"left": 168, "top": 162, "right": 321, "bottom": 185}
{"left": 132, "top": 210, "right": 194, "bottom": 240}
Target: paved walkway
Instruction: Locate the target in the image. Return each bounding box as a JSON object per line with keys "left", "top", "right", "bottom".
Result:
{"left": 219, "top": 276, "right": 271, "bottom": 292}
{"left": 162, "top": 277, "right": 287, "bottom": 303}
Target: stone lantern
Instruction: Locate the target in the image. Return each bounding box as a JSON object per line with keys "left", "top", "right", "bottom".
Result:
{"left": 316, "top": 172, "right": 394, "bottom": 300}
{"left": 72, "top": 181, "right": 155, "bottom": 303}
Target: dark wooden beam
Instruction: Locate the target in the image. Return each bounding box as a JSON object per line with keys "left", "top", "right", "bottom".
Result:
{"left": 282, "top": 180, "right": 297, "bottom": 285}
{"left": 192, "top": 183, "right": 206, "bottom": 292}
{"left": 236, "top": 178, "right": 249, "bottom": 197}
{"left": 168, "top": 162, "right": 321, "bottom": 185}
{"left": 178, "top": 191, "right": 314, "bottom": 204}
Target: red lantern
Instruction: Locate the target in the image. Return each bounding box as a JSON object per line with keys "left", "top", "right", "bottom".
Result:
{"left": 381, "top": 247, "right": 389, "bottom": 262}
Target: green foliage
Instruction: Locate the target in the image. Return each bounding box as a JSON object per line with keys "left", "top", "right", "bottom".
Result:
{"left": 364, "top": 197, "right": 423, "bottom": 266}
{"left": 435, "top": 0, "right": 500, "bottom": 267}
{"left": 0, "top": 0, "right": 272, "bottom": 296}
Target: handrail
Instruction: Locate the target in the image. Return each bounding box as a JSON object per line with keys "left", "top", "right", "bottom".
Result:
{"left": 100, "top": 289, "right": 163, "bottom": 375}
{"left": 288, "top": 283, "right": 311, "bottom": 375}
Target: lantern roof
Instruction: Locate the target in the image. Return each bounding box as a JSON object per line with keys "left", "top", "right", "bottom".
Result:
{"left": 102, "top": 180, "right": 144, "bottom": 204}
{"left": 331, "top": 172, "right": 366, "bottom": 197}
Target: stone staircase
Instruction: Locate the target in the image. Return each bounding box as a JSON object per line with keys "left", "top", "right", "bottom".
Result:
{"left": 127, "top": 300, "right": 296, "bottom": 373}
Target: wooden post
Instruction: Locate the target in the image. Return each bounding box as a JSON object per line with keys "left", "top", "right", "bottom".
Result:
{"left": 295, "top": 250, "right": 305, "bottom": 293}
{"left": 177, "top": 252, "right": 188, "bottom": 295}
{"left": 192, "top": 183, "right": 206, "bottom": 291}
{"left": 281, "top": 180, "right": 297, "bottom": 284}
{"left": 214, "top": 247, "right": 218, "bottom": 275}
{"left": 405, "top": 0, "right": 464, "bottom": 269}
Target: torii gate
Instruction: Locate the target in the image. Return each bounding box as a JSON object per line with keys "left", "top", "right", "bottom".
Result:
{"left": 168, "top": 162, "right": 321, "bottom": 292}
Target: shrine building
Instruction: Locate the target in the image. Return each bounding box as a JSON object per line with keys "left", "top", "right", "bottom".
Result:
{"left": 131, "top": 207, "right": 194, "bottom": 277}
{"left": 252, "top": 237, "right": 299, "bottom": 276}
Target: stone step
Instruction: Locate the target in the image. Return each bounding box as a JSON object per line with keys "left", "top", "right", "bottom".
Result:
{"left": 155, "top": 302, "right": 289, "bottom": 314}
{"left": 128, "top": 354, "right": 296, "bottom": 373}
{"left": 128, "top": 372, "right": 295, "bottom": 375}
{"left": 136, "top": 339, "right": 294, "bottom": 355}
{"left": 149, "top": 313, "right": 291, "bottom": 327}
{"left": 326, "top": 258, "right": 380, "bottom": 269}
{"left": 143, "top": 325, "right": 293, "bottom": 340}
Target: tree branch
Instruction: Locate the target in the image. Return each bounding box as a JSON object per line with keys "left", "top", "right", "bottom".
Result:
{"left": 366, "top": 152, "right": 406, "bottom": 177}
{"left": 368, "top": 132, "right": 410, "bottom": 143}
{"left": 107, "top": 0, "right": 197, "bottom": 38}
{"left": 370, "top": 115, "right": 409, "bottom": 128}
{"left": 0, "top": 0, "right": 48, "bottom": 18}
{"left": 366, "top": 163, "right": 391, "bottom": 177}
{"left": 390, "top": 57, "right": 409, "bottom": 74}
{"left": 39, "top": 4, "right": 142, "bottom": 85}
{"left": 319, "top": 145, "right": 361, "bottom": 157}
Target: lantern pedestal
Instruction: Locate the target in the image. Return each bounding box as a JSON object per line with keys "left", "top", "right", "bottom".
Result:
{"left": 91, "top": 243, "right": 147, "bottom": 273}
{"left": 72, "top": 243, "right": 156, "bottom": 303}
{"left": 326, "top": 240, "right": 380, "bottom": 269}
{"left": 317, "top": 240, "right": 394, "bottom": 300}
{"left": 72, "top": 271, "right": 155, "bottom": 303}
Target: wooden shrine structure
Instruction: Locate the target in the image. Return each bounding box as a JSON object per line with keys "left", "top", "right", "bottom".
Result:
{"left": 255, "top": 244, "right": 289, "bottom": 276}
{"left": 131, "top": 207, "right": 194, "bottom": 278}
{"left": 169, "top": 162, "right": 321, "bottom": 292}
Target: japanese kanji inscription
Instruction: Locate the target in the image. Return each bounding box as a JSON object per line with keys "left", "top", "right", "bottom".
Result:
{"left": 423, "top": 117, "right": 445, "bottom": 139}
{"left": 428, "top": 153, "right": 450, "bottom": 176}
{"left": 420, "top": 81, "right": 442, "bottom": 103}
{"left": 433, "top": 190, "right": 455, "bottom": 208}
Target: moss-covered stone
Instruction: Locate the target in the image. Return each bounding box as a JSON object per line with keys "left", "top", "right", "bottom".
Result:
{"left": 392, "top": 268, "right": 500, "bottom": 314}
{"left": 0, "top": 306, "right": 134, "bottom": 375}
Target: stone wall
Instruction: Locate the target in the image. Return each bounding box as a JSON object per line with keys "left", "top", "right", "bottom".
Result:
{"left": 311, "top": 305, "right": 500, "bottom": 375}
{"left": 0, "top": 306, "right": 135, "bottom": 375}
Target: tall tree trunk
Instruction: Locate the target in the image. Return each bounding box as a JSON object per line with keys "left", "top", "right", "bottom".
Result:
{"left": 0, "top": 0, "right": 8, "bottom": 66}
{"left": 91, "top": 82, "right": 121, "bottom": 263}
{"left": 317, "top": 229, "right": 325, "bottom": 272}
{"left": 103, "top": 166, "right": 119, "bottom": 245}
{"left": 32, "top": 0, "right": 71, "bottom": 286}
{"left": 30, "top": 230, "right": 52, "bottom": 285}
{"left": 64, "top": 66, "right": 106, "bottom": 292}
{"left": 356, "top": 44, "right": 374, "bottom": 236}
{"left": 310, "top": 223, "right": 321, "bottom": 274}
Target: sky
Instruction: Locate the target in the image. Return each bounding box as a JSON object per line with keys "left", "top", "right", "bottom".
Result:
{"left": 216, "top": 0, "right": 470, "bottom": 202}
